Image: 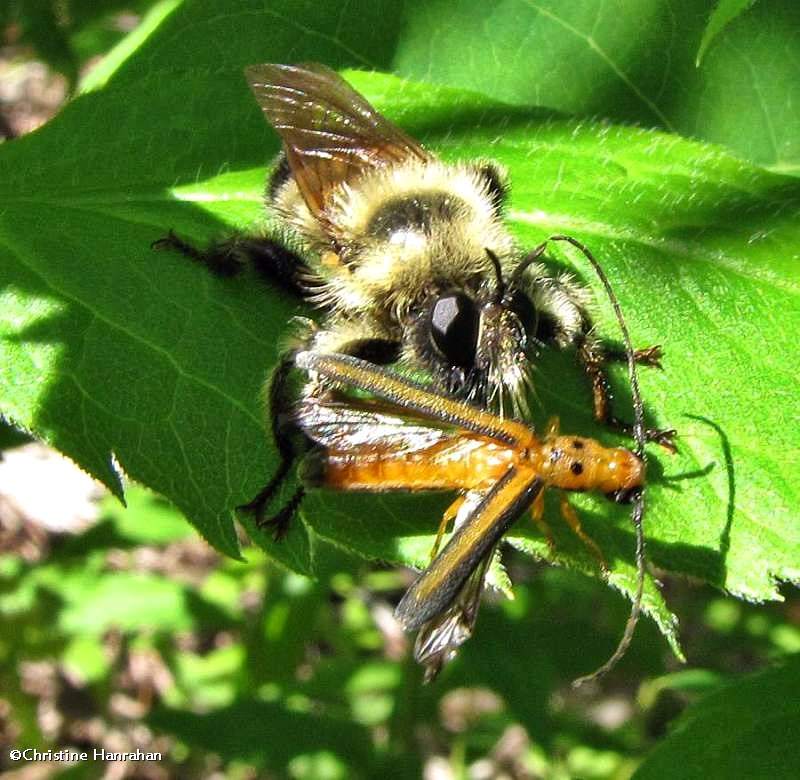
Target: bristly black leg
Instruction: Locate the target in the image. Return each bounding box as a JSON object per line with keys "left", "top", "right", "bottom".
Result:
{"left": 340, "top": 338, "right": 401, "bottom": 365}
{"left": 152, "top": 229, "right": 246, "bottom": 277}
{"left": 264, "top": 486, "right": 306, "bottom": 540}
{"left": 235, "top": 237, "right": 311, "bottom": 297}
{"left": 603, "top": 343, "right": 664, "bottom": 370}
{"left": 152, "top": 229, "right": 311, "bottom": 297}
{"left": 237, "top": 351, "right": 311, "bottom": 537}
{"left": 237, "top": 476, "right": 287, "bottom": 533}
{"left": 241, "top": 483, "right": 306, "bottom": 541}
{"left": 577, "top": 337, "right": 677, "bottom": 452}
{"left": 238, "top": 337, "right": 402, "bottom": 538}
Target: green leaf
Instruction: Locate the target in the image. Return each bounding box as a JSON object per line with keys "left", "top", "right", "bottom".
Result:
{"left": 1, "top": 2, "right": 798, "bottom": 657}
{"left": 296, "top": 75, "right": 800, "bottom": 631}
{"left": 23, "top": 558, "right": 233, "bottom": 635}
{"left": 9, "top": 0, "right": 800, "bottom": 170}
{"left": 62, "top": 634, "right": 111, "bottom": 683}
{"left": 0, "top": 0, "right": 404, "bottom": 562}
{"left": 77, "top": 0, "right": 188, "bottom": 93}
{"left": 393, "top": 0, "right": 800, "bottom": 172}
{"left": 634, "top": 656, "right": 800, "bottom": 780}
{"left": 696, "top": 0, "right": 758, "bottom": 65}
{"left": 455, "top": 568, "right": 672, "bottom": 724}
{"left": 171, "top": 644, "right": 245, "bottom": 709}
{"left": 680, "top": 0, "right": 800, "bottom": 174}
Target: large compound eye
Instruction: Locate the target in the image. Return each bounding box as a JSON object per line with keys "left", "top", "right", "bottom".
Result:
{"left": 506, "top": 289, "right": 538, "bottom": 339}
{"left": 429, "top": 291, "right": 479, "bottom": 368}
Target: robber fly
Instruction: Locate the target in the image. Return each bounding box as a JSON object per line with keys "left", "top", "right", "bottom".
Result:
{"left": 153, "top": 64, "right": 675, "bottom": 536}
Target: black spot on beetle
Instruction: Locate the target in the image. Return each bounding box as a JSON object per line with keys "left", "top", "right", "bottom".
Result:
{"left": 570, "top": 462, "right": 584, "bottom": 476}
{"left": 572, "top": 440, "right": 584, "bottom": 449}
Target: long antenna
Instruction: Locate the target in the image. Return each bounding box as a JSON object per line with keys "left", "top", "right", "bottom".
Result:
{"left": 548, "top": 235, "right": 647, "bottom": 686}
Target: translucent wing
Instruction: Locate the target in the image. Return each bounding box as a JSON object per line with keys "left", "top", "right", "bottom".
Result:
{"left": 295, "top": 397, "right": 453, "bottom": 455}
{"left": 246, "top": 62, "right": 433, "bottom": 219}
{"left": 413, "top": 542, "right": 494, "bottom": 682}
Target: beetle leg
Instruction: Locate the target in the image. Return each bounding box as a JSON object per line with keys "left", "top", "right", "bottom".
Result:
{"left": 531, "top": 489, "right": 556, "bottom": 554}
{"left": 560, "top": 495, "right": 607, "bottom": 571}
{"left": 430, "top": 495, "right": 466, "bottom": 561}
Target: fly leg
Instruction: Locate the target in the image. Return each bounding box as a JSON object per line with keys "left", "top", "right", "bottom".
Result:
{"left": 544, "top": 416, "right": 560, "bottom": 437}
{"left": 152, "top": 229, "right": 311, "bottom": 296}
{"left": 238, "top": 351, "right": 309, "bottom": 540}
{"left": 242, "top": 334, "right": 402, "bottom": 540}
{"left": 577, "top": 336, "right": 677, "bottom": 452}
{"left": 604, "top": 344, "right": 665, "bottom": 369}
{"left": 242, "top": 481, "right": 305, "bottom": 541}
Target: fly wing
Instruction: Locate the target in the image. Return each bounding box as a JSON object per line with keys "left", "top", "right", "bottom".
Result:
{"left": 246, "top": 63, "right": 432, "bottom": 219}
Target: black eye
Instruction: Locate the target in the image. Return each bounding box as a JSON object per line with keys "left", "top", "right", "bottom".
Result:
{"left": 506, "top": 289, "right": 538, "bottom": 337}
{"left": 429, "top": 291, "right": 479, "bottom": 368}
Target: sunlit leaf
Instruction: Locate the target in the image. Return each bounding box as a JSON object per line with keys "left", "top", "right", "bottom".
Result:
{"left": 394, "top": 0, "right": 800, "bottom": 172}
{"left": 1, "top": 0, "right": 797, "bottom": 657}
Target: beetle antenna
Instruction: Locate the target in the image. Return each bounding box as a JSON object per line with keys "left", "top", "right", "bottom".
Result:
{"left": 548, "top": 235, "right": 647, "bottom": 686}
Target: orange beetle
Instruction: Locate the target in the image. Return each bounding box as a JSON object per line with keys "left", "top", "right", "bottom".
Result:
{"left": 294, "top": 351, "right": 648, "bottom": 681}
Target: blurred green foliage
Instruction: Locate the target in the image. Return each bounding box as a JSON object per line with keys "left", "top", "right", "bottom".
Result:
{"left": 1, "top": 0, "right": 799, "bottom": 776}
{"left": 1, "top": 0, "right": 160, "bottom": 88}
{"left": 1, "top": 485, "right": 799, "bottom": 776}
